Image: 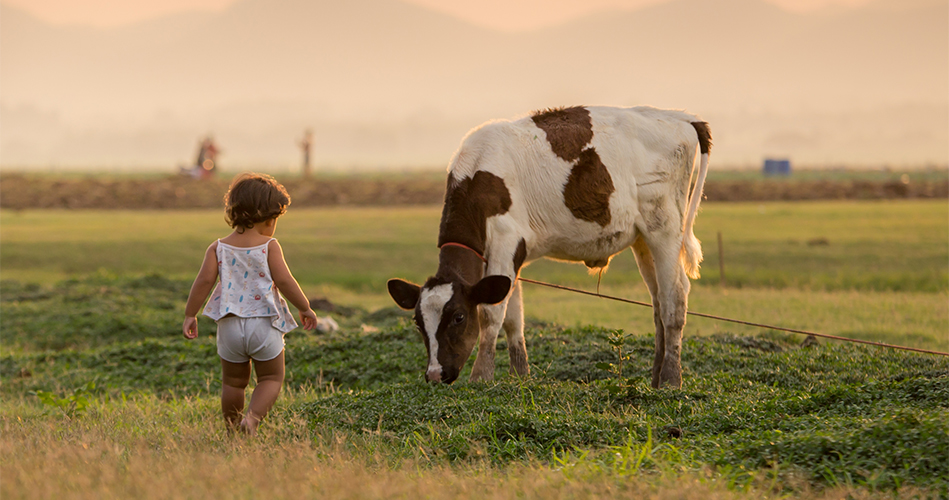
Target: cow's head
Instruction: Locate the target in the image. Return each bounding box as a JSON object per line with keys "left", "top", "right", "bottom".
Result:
{"left": 387, "top": 275, "right": 511, "bottom": 383}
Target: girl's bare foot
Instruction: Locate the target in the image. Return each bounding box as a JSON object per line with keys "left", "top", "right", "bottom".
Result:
{"left": 239, "top": 411, "right": 262, "bottom": 436}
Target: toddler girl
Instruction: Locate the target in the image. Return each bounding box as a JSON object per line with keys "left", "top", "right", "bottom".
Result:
{"left": 183, "top": 172, "right": 318, "bottom": 435}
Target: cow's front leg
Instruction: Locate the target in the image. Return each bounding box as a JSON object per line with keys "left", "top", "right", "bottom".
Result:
{"left": 502, "top": 280, "right": 529, "bottom": 377}
{"left": 469, "top": 301, "right": 506, "bottom": 381}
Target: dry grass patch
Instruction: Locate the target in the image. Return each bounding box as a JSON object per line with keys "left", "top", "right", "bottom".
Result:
{"left": 2, "top": 392, "right": 941, "bottom": 500}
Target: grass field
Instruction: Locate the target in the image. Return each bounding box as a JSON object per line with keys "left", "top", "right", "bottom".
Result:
{"left": 3, "top": 201, "right": 946, "bottom": 292}
{"left": 2, "top": 200, "right": 947, "bottom": 498}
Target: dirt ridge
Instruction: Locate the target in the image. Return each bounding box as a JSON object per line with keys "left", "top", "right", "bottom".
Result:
{"left": 1, "top": 174, "right": 946, "bottom": 210}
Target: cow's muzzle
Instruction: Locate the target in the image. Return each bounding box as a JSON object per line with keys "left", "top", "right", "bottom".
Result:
{"left": 426, "top": 367, "right": 459, "bottom": 384}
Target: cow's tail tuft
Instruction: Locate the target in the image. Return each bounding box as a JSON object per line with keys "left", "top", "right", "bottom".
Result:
{"left": 681, "top": 121, "right": 711, "bottom": 280}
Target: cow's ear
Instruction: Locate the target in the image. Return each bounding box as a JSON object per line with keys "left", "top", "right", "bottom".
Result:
{"left": 387, "top": 279, "right": 421, "bottom": 310}
{"left": 470, "top": 275, "right": 512, "bottom": 305}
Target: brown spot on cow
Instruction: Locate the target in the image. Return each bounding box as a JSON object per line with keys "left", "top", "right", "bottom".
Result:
{"left": 438, "top": 171, "right": 512, "bottom": 255}
{"left": 531, "top": 106, "right": 593, "bottom": 162}
{"left": 563, "top": 148, "right": 614, "bottom": 227}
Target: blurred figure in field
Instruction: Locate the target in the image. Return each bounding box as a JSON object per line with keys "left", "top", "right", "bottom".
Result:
{"left": 183, "top": 135, "right": 221, "bottom": 180}
{"left": 198, "top": 136, "right": 220, "bottom": 179}
{"left": 298, "top": 129, "right": 313, "bottom": 179}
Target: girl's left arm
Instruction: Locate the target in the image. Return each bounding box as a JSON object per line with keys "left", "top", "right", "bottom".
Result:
{"left": 183, "top": 242, "right": 219, "bottom": 338}
{"left": 268, "top": 239, "right": 318, "bottom": 330}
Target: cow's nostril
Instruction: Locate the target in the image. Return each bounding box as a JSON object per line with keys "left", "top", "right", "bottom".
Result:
{"left": 426, "top": 368, "right": 442, "bottom": 383}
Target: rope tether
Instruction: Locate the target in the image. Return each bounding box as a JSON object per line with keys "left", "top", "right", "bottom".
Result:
{"left": 517, "top": 277, "right": 949, "bottom": 357}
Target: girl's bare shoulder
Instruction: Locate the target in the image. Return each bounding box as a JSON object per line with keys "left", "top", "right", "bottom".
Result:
{"left": 267, "top": 237, "right": 283, "bottom": 254}
{"left": 206, "top": 240, "right": 219, "bottom": 255}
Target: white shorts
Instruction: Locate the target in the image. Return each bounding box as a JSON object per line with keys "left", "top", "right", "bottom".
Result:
{"left": 216, "top": 316, "right": 286, "bottom": 363}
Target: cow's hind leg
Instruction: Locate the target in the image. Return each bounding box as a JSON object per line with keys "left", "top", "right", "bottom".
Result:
{"left": 644, "top": 232, "right": 690, "bottom": 389}
{"left": 631, "top": 237, "right": 665, "bottom": 389}
{"left": 502, "top": 279, "right": 529, "bottom": 377}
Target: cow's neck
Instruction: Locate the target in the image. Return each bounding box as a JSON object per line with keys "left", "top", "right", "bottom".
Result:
{"left": 435, "top": 245, "right": 485, "bottom": 285}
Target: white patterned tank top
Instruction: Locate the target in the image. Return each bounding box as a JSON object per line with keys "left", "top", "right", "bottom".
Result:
{"left": 203, "top": 239, "right": 298, "bottom": 333}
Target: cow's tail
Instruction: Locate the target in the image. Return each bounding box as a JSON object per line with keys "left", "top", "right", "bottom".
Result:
{"left": 681, "top": 121, "right": 711, "bottom": 280}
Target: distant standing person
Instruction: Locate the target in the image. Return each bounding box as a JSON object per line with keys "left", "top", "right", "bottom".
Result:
{"left": 202, "top": 136, "right": 220, "bottom": 178}
{"left": 298, "top": 129, "right": 313, "bottom": 179}
{"left": 182, "top": 173, "right": 318, "bottom": 435}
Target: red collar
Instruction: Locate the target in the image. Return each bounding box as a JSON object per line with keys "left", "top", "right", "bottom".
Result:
{"left": 439, "top": 242, "right": 487, "bottom": 263}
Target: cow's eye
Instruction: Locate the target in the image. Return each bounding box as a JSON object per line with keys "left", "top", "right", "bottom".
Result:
{"left": 451, "top": 312, "right": 466, "bottom": 325}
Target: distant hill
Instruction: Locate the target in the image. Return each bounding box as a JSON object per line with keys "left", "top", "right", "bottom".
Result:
{"left": 1, "top": 0, "right": 946, "bottom": 168}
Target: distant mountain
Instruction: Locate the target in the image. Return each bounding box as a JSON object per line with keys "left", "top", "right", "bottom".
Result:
{"left": 1, "top": 0, "right": 503, "bottom": 117}
{"left": 1, "top": 0, "right": 946, "bottom": 168}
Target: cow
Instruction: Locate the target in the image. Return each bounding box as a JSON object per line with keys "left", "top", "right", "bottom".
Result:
{"left": 387, "top": 106, "right": 711, "bottom": 388}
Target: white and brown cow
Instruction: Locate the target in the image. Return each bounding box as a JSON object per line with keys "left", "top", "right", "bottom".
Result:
{"left": 388, "top": 106, "right": 711, "bottom": 388}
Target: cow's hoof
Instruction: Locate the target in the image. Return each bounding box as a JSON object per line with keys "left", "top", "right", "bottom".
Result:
{"left": 651, "top": 366, "right": 663, "bottom": 389}
{"left": 509, "top": 352, "right": 530, "bottom": 377}
{"left": 658, "top": 363, "right": 682, "bottom": 389}
{"left": 468, "top": 371, "right": 495, "bottom": 383}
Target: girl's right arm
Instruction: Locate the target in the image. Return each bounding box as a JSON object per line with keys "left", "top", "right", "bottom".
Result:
{"left": 182, "top": 242, "right": 219, "bottom": 339}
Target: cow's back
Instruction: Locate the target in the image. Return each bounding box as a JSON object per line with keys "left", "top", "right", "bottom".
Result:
{"left": 445, "top": 106, "right": 702, "bottom": 265}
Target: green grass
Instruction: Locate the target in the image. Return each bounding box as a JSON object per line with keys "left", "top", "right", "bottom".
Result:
{"left": 522, "top": 285, "right": 948, "bottom": 352}
{"left": 2, "top": 201, "right": 945, "bottom": 292}
{"left": 691, "top": 201, "right": 949, "bottom": 292}
{"left": 2, "top": 274, "right": 946, "bottom": 494}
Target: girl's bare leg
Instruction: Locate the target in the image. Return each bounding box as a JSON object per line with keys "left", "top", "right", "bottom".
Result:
{"left": 241, "top": 350, "right": 285, "bottom": 436}
{"left": 220, "top": 358, "right": 251, "bottom": 431}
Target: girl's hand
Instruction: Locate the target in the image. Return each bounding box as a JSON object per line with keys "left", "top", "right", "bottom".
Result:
{"left": 182, "top": 317, "right": 199, "bottom": 339}
{"left": 300, "top": 309, "right": 318, "bottom": 330}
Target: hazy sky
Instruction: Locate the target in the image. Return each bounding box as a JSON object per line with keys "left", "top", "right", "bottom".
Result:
{"left": 3, "top": 0, "right": 941, "bottom": 167}
{"left": 4, "top": 0, "right": 874, "bottom": 30}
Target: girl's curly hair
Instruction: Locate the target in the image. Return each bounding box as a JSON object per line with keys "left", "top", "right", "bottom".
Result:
{"left": 223, "top": 173, "right": 291, "bottom": 232}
